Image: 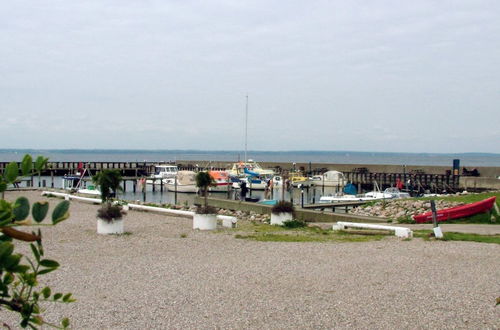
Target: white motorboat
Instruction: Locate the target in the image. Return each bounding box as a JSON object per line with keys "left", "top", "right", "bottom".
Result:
{"left": 310, "top": 171, "right": 346, "bottom": 187}
{"left": 164, "top": 171, "right": 198, "bottom": 193}
{"left": 147, "top": 164, "right": 178, "bottom": 184}
{"left": 319, "top": 188, "right": 410, "bottom": 203}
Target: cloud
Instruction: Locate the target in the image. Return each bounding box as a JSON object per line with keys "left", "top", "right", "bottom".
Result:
{"left": 0, "top": 0, "right": 499, "bottom": 152}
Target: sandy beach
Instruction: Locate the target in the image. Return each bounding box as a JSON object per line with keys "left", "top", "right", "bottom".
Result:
{"left": 1, "top": 190, "right": 499, "bottom": 329}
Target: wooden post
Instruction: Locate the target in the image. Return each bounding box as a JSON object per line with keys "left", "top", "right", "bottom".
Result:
{"left": 51, "top": 171, "right": 54, "bottom": 188}
{"left": 430, "top": 200, "right": 443, "bottom": 238}
{"left": 123, "top": 180, "right": 126, "bottom": 192}
{"left": 174, "top": 176, "right": 178, "bottom": 205}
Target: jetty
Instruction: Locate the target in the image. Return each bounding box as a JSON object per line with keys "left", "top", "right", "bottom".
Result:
{"left": 0, "top": 160, "right": 498, "bottom": 192}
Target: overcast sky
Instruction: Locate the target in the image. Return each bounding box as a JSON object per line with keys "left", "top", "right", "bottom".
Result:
{"left": 1, "top": 0, "right": 499, "bottom": 153}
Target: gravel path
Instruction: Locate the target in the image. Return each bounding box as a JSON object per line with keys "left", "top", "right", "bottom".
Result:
{"left": 2, "top": 191, "right": 499, "bottom": 329}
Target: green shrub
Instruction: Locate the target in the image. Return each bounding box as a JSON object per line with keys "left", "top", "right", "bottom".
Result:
{"left": 282, "top": 219, "right": 307, "bottom": 228}
{"left": 97, "top": 203, "right": 125, "bottom": 222}
{"left": 271, "top": 201, "right": 295, "bottom": 214}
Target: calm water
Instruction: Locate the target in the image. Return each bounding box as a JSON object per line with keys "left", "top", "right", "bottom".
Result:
{"left": 1, "top": 149, "right": 499, "bottom": 166}
{"left": 30, "top": 176, "right": 340, "bottom": 206}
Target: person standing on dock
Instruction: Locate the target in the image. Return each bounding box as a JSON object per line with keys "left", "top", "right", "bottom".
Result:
{"left": 240, "top": 182, "right": 248, "bottom": 201}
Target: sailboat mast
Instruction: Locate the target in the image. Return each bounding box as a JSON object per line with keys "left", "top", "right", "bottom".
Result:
{"left": 245, "top": 94, "right": 248, "bottom": 163}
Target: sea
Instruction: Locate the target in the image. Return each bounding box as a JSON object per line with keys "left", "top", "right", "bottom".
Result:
{"left": 1, "top": 149, "right": 499, "bottom": 167}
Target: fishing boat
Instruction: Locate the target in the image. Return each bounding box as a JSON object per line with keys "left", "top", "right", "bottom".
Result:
{"left": 164, "top": 171, "right": 198, "bottom": 193}
{"left": 209, "top": 170, "right": 232, "bottom": 192}
{"left": 413, "top": 196, "right": 496, "bottom": 223}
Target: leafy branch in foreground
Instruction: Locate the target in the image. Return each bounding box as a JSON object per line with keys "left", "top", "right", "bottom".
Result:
{"left": 0, "top": 155, "right": 73, "bottom": 329}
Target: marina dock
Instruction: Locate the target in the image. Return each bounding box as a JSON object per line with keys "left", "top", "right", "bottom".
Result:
{"left": 0, "top": 160, "right": 498, "bottom": 192}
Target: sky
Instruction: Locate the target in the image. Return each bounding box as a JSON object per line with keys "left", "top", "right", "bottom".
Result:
{"left": 1, "top": 0, "right": 499, "bottom": 153}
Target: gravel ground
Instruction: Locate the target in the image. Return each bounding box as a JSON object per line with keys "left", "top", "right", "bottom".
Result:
{"left": 2, "top": 191, "right": 499, "bottom": 329}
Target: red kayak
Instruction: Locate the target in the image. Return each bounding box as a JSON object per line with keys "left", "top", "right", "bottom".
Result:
{"left": 413, "top": 196, "right": 497, "bottom": 223}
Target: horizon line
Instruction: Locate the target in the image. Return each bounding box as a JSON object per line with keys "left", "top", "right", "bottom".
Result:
{"left": 0, "top": 148, "right": 499, "bottom": 156}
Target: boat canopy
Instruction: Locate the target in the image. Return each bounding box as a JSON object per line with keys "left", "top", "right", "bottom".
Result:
{"left": 177, "top": 171, "right": 196, "bottom": 185}
{"left": 209, "top": 170, "right": 229, "bottom": 181}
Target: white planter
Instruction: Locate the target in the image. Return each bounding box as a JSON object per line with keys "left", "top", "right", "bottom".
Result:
{"left": 271, "top": 212, "right": 293, "bottom": 225}
{"left": 193, "top": 214, "right": 217, "bottom": 230}
{"left": 97, "top": 218, "right": 124, "bottom": 235}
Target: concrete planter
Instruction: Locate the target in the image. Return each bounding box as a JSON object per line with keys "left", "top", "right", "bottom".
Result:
{"left": 270, "top": 212, "right": 293, "bottom": 226}
{"left": 193, "top": 214, "right": 217, "bottom": 230}
{"left": 97, "top": 218, "right": 124, "bottom": 235}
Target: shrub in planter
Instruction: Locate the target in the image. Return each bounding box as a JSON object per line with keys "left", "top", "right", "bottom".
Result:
{"left": 271, "top": 201, "right": 295, "bottom": 225}
{"left": 97, "top": 203, "right": 126, "bottom": 222}
{"left": 93, "top": 170, "right": 125, "bottom": 234}
{"left": 193, "top": 172, "right": 217, "bottom": 230}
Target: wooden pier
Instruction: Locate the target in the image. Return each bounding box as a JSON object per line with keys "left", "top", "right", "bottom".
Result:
{"left": 0, "top": 161, "right": 462, "bottom": 192}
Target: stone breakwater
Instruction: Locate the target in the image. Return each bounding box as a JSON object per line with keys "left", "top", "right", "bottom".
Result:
{"left": 350, "top": 199, "right": 464, "bottom": 221}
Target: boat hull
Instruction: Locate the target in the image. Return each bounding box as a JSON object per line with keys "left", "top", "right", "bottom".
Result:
{"left": 413, "top": 196, "right": 496, "bottom": 223}
{"left": 165, "top": 184, "right": 198, "bottom": 193}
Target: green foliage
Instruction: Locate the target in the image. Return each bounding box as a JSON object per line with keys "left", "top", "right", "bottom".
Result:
{"left": 21, "top": 155, "right": 33, "bottom": 176}
{"left": 34, "top": 156, "right": 49, "bottom": 173}
{"left": 282, "top": 219, "right": 306, "bottom": 228}
{"left": 52, "top": 200, "right": 70, "bottom": 225}
{"left": 32, "top": 202, "right": 49, "bottom": 223}
{"left": 195, "top": 171, "right": 215, "bottom": 190}
{"left": 97, "top": 203, "right": 125, "bottom": 222}
{"left": 271, "top": 201, "right": 295, "bottom": 214}
{"left": 13, "top": 197, "right": 30, "bottom": 221}
{"left": 0, "top": 154, "right": 73, "bottom": 329}
{"left": 230, "top": 221, "right": 387, "bottom": 243}
{"left": 93, "top": 169, "right": 123, "bottom": 202}
{"left": 195, "top": 205, "right": 217, "bottom": 214}
{"left": 195, "top": 171, "right": 216, "bottom": 212}
{"left": 4, "top": 162, "right": 19, "bottom": 184}
{"left": 413, "top": 230, "right": 500, "bottom": 244}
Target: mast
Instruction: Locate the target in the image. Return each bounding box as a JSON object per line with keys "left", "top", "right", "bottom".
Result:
{"left": 245, "top": 94, "right": 248, "bottom": 163}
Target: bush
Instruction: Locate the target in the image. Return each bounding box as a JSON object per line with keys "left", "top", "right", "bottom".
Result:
{"left": 195, "top": 205, "right": 217, "bottom": 214}
{"left": 272, "top": 201, "right": 295, "bottom": 214}
{"left": 97, "top": 203, "right": 125, "bottom": 222}
{"left": 282, "top": 219, "right": 306, "bottom": 228}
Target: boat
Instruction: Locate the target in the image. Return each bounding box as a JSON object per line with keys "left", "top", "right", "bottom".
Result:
{"left": 164, "top": 171, "right": 198, "bottom": 193}
{"left": 319, "top": 187, "right": 409, "bottom": 203}
{"left": 310, "top": 171, "right": 346, "bottom": 188}
{"left": 288, "top": 171, "right": 309, "bottom": 187}
{"left": 413, "top": 196, "right": 497, "bottom": 223}
{"left": 227, "top": 160, "right": 275, "bottom": 179}
{"left": 209, "top": 170, "right": 232, "bottom": 192}
{"left": 61, "top": 164, "right": 101, "bottom": 196}
{"left": 365, "top": 187, "right": 410, "bottom": 199}
{"left": 146, "top": 164, "right": 178, "bottom": 184}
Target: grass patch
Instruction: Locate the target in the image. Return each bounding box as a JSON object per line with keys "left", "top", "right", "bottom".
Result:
{"left": 229, "top": 221, "right": 388, "bottom": 243}
{"left": 414, "top": 230, "right": 500, "bottom": 244}
{"left": 180, "top": 233, "right": 188, "bottom": 238}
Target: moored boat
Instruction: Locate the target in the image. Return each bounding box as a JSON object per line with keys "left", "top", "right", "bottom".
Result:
{"left": 413, "top": 196, "right": 496, "bottom": 223}
{"left": 209, "top": 170, "right": 232, "bottom": 192}
{"left": 164, "top": 171, "right": 198, "bottom": 193}
{"left": 147, "top": 164, "right": 178, "bottom": 184}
